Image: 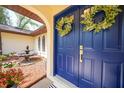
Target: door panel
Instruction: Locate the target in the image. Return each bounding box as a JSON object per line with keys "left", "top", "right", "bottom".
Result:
{"left": 102, "top": 61, "right": 121, "bottom": 88}
{"left": 55, "top": 7, "right": 79, "bottom": 86}
{"left": 103, "top": 17, "right": 121, "bottom": 51}
{"left": 66, "top": 55, "right": 74, "bottom": 75}
{"left": 79, "top": 6, "right": 124, "bottom": 88}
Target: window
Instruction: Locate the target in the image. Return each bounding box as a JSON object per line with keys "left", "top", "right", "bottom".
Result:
{"left": 42, "top": 35, "right": 45, "bottom": 52}
{"left": 38, "top": 37, "right": 41, "bottom": 51}
{"left": 0, "top": 6, "right": 44, "bottom": 31}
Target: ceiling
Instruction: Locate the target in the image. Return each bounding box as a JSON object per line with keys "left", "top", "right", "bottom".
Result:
{"left": 0, "top": 5, "right": 47, "bottom": 36}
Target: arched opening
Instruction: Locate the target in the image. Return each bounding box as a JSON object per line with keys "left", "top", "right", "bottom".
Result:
{"left": 22, "top": 6, "right": 69, "bottom": 87}
{"left": 21, "top": 6, "right": 52, "bottom": 79}
{"left": 0, "top": 5, "right": 48, "bottom": 88}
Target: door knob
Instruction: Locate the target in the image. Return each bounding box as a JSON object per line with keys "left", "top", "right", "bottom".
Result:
{"left": 80, "top": 45, "right": 83, "bottom": 63}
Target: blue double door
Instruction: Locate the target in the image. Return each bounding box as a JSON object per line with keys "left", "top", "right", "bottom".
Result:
{"left": 54, "top": 6, "right": 124, "bottom": 88}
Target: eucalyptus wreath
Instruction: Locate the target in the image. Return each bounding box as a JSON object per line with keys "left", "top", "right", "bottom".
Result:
{"left": 56, "top": 15, "right": 74, "bottom": 37}
{"left": 80, "top": 5, "right": 122, "bottom": 32}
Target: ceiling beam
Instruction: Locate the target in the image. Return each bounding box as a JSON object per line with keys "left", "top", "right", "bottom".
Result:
{"left": 0, "top": 24, "right": 32, "bottom": 36}
{"left": 31, "top": 26, "right": 47, "bottom": 36}
{"left": 2, "top": 5, "right": 45, "bottom": 25}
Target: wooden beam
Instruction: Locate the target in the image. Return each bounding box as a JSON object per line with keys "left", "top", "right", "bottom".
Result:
{"left": 31, "top": 26, "right": 47, "bottom": 36}
{"left": 2, "top": 5, "right": 45, "bottom": 24}
{"left": 0, "top": 24, "right": 32, "bottom": 36}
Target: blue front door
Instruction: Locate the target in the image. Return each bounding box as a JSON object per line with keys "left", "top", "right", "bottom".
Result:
{"left": 54, "top": 6, "right": 79, "bottom": 86}
{"left": 54, "top": 6, "right": 124, "bottom": 88}
{"left": 79, "top": 6, "right": 124, "bottom": 88}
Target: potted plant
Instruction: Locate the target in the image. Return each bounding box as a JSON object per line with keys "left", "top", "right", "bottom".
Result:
{"left": 0, "top": 68, "right": 24, "bottom": 88}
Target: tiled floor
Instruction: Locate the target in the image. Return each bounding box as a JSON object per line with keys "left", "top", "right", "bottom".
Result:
{"left": 30, "top": 78, "right": 53, "bottom": 88}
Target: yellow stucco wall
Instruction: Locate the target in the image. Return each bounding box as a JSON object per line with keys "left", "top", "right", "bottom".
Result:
{"left": 1, "top": 32, "right": 34, "bottom": 54}
{"left": 1, "top": 31, "right": 47, "bottom": 58}
{"left": 21, "top": 5, "right": 69, "bottom": 77}
{"left": 28, "top": 5, "right": 68, "bottom": 25}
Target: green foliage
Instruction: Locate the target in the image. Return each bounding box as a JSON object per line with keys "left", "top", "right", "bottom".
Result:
{"left": 2, "top": 63, "right": 16, "bottom": 68}
{"left": 0, "top": 6, "right": 9, "bottom": 25}
{"left": 80, "top": 5, "right": 122, "bottom": 32}
{"left": 13, "top": 13, "right": 40, "bottom": 31}
{"left": 9, "top": 52, "right": 16, "bottom": 56}
{"left": 0, "top": 55, "right": 7, "bottom": 62}
{"left": 0, "top": 52, "right": 17, "bottom": 62}
{"left": 0, "top": 6, "right": 42, "bottom": 31}
{"left": 56, "top": 15, "right": 74, "bottom": 37}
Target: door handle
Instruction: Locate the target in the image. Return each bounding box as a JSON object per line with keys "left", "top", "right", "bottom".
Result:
{"left": 80, "top": 45, "right": 83, "bottom": 63}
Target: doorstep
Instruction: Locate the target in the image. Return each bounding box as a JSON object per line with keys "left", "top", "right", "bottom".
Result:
{"left": 48, "top": 75, "right": 78, "bottom": 88}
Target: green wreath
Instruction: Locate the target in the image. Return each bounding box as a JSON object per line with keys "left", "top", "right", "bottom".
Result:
{"left": 56, "top": 15, "right": 74, "bottom": 37}
{"left": 80, "top": 5, "right": 122, "bottom": 32}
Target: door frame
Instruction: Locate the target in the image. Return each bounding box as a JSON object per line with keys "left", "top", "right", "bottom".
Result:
{"left": 53, "top": 5, "right": 124, "bottom": 88}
